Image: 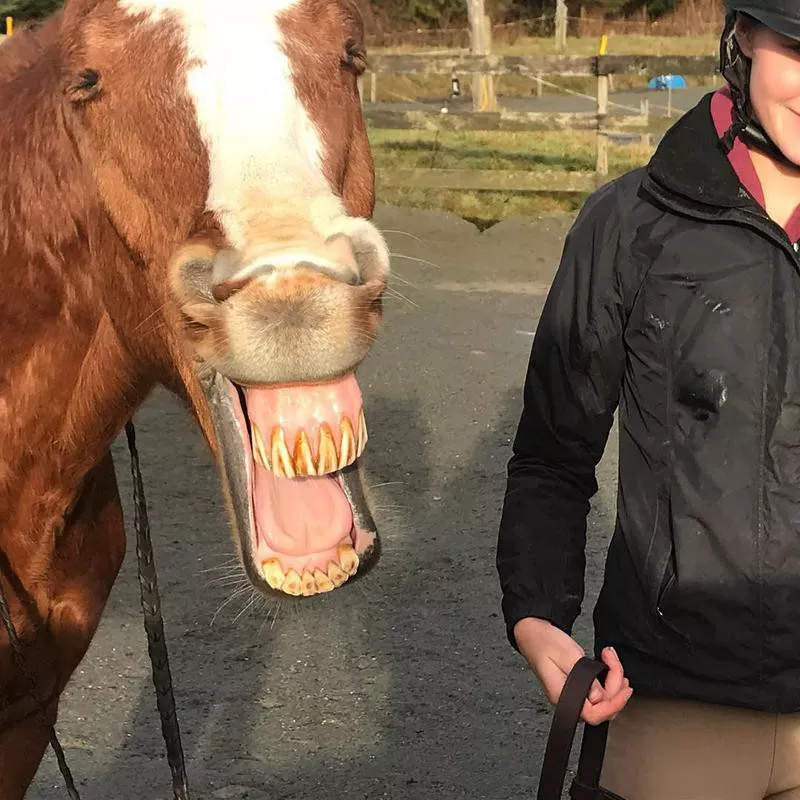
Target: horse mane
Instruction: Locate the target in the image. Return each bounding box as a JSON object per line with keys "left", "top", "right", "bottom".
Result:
{"left": 0, "top": 11, "right": 94, "bottom": 261}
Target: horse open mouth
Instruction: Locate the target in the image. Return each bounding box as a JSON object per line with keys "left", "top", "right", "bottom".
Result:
{"left": 198, "top": 368, "right": 379, "bottom": 598}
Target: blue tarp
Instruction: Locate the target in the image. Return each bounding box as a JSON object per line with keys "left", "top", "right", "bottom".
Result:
{"left": 648, "top": 74, "right": 687, "bottom": 90}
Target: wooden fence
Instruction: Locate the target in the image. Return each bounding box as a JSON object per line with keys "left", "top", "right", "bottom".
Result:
{"left": 363, "top": 53, "right": 719, "bottom": 195}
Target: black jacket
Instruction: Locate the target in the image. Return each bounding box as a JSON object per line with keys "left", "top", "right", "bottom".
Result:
{"left": 497, "top": 92, "right": 800, "bottom": 713}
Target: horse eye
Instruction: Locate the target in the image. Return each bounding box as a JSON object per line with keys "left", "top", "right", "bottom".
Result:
{"left": 342, "top": 41, "right": 367, "bottom": 75}
{"left": 77, "top": 70, "right": 100, "bottom": 90}
{"left": 66, "top": 68, "right": 102, "bottom": 103}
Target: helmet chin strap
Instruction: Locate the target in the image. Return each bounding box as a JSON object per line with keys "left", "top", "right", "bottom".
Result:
{"left": 740, "top": 120, "right": 800, "bottom": 169}
{"left": 718, "top": 11, "right": 800, "bottom": 172}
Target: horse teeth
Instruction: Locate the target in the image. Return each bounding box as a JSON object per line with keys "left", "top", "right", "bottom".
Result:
{"left": 262, "top": 559, "right": 284, "bottom": 590}
{"left": 313, "top": 568, "right": 334, "bottom": 593}
{"left": 327, "top": 561, "right": 349, "bottom": 587}
{"left": 337, "top": 543, "right": 359, "bottom": 576}
{"left": 282, "top": 569, "right": 302, "bottom": 596}
{"left": 300, "top": 570, "right": 317, "bottom": 596}
{"left": 252, "top": 423, "right": 270, "bottom": 470}
{"left": 293, "top": 430, "right": 316, "bottom": 477}
{"left": 317, "top": 423, "right": 339, "bottom": 475}
{"left": 338, "top": 417, "right": 355, "bottom": 470}
{"left": 264, "top": 416, "right": 366, "bottom": 478}
{"left": 271, "top": 427, "right": 295, "bottom": 478}
{"left": 357, "top": 410, "right": 368, "bottom": 455}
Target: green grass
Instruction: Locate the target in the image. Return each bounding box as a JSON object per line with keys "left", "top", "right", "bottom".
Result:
{"left": 365, "top": 31, "right": 710, "bottom": 223}
{"left": 368, "top": 127, "right": 661, "bottom": 222}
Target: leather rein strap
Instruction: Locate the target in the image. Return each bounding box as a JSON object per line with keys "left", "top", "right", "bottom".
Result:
{"left": 0, "top": 421, "right": 190, "bottom": 799}
{"left": 537, "top": 657, "right": 611, "bottom": 800}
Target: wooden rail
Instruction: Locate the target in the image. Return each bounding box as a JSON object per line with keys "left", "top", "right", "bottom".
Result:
{"left": 368, "top": 53, "right": 597, "bottom": 77}
{"left": 367, "top": 53, "right": 718, "bottom": 78}
{"left": 364, "top": 52, "right": 716, "bottom": 194}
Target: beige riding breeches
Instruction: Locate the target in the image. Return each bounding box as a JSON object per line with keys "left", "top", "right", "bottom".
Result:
{"left": 600, "top": 695, "right": 800, "bottom": 800}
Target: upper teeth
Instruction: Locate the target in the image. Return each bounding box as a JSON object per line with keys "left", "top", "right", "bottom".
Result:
{"left": 251, "top": 412, "right": 367, "bottom": 478}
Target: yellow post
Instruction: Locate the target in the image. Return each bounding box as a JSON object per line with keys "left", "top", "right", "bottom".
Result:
{"left": 599, "top": 33, "right": 608, "bottom": 55}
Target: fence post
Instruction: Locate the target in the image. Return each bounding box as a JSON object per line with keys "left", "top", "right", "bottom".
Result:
{"left": 5, "top": 16, "right": 12, "bottom": 36}
{"left": 555, "top": 0, "right": 568, "bottom": 52}
{"left": 596, "top": 131, "right": 609, "bottom": 177}
{"left": 370, "top": 72, "right": 377, "bottom": 103}
{"left": 468, "top": 0, "right": 497, "bottom": 112}
{"left": 596, "top": 36, "right": 609, "bottom": 180}
{"left": 536, "top": 71, "right": 543, "bottom": 98}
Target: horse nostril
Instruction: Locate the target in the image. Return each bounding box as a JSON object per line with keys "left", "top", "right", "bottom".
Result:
{"left": 211, "top": 262, "right": 278, "bottom": 302}
{"left": 212, "top": 276, "right": 254, "bottom": 302}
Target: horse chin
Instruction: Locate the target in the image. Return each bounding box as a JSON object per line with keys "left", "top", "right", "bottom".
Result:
{"left": 197, "top": 366, "right": 380, "bottom": 599}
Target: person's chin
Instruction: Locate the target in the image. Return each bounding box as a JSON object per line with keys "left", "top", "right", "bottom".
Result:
{"left": 773, "top": 108, "right": 800, "bottom": 166}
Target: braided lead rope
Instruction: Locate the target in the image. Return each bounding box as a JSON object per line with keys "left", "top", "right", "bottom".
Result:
{"left": 0, "top": 564, "right": 81, "bottom": 799}
{"left": 125, "top": 421, "right": 191, "bottom": 800}
{"left": 0, "top": 422, "right": 190, "bottom": 800}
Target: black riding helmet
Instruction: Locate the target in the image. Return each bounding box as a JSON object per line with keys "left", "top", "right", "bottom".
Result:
{"left": 720, "top": 0, "right": 800, "bottom": 166}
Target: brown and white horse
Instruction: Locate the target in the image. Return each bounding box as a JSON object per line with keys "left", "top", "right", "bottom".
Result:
{"left": 0, "top": 0, "right": 390, "bottom": 793}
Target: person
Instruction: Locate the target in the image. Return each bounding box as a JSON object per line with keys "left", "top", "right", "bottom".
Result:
{"left": 496, "top": 1, "right": 800, "bottom": 797}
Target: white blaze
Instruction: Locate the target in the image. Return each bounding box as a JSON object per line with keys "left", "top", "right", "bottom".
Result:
{"left": 119, "top": 0, "right": 337, "bottom": 250}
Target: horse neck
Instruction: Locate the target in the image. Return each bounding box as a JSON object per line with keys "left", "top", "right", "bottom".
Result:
{"left": 0, "top": 50, "right": 160, "bottom": 536}
{"left": 0, "top": 273, "right": 156, "bottom": 533}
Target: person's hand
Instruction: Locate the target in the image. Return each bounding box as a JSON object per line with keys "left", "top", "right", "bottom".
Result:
{"left": 514, "top": 617, "right": 633, "bottom": 725}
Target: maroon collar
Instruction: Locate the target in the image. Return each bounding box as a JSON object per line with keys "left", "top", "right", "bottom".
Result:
{"left": 711, "top": 86, "right": 800, "bottom": 241}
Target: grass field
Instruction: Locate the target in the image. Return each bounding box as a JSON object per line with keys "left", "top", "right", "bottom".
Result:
{"left": 368, "top": 127, "right": 662, "bottom": 224}
{"left": 366, "top": 31, "right": 713, "bottom": 223}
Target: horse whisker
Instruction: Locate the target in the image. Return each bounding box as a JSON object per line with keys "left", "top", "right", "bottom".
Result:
{"left": 380, "top": 229, "right": 428, "bottom": 244}
{"left": 390, "top": 252, "right": 442, "bottom": 270}
{"left": 210, "top": 586, "right": 252, "bottom": 626}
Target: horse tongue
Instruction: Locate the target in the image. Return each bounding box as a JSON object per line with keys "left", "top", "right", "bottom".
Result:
{"left": 244, "top": 375, "right": 362, "bottom": 555}
{"left": 251, "top": 470, "right": 353, "bottom": 556}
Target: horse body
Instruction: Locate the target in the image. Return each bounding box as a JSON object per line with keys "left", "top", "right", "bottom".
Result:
{"left": 0, "top": 1, "right": 389, "bottom": 794}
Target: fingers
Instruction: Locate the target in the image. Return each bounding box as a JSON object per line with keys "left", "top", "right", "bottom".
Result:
{"left": 600, "top": 646, "right": 625, "bottom": 698}
{"left": 514, "top": 619, "right": 633, "bottom": 722}
{"left": 586, "top": 647, "right": 625, "bottom": 705}
{"left": 587, "top": 678, "right": 603, "bottom": 704}
{"left": 600, "top": 647, "right": 625, "bottom": 695}
{"left": 581, "top": 678, "right": 633, "bottom": 725}
{"left": 582, "top": 647, "right": 633, "bottom": 724}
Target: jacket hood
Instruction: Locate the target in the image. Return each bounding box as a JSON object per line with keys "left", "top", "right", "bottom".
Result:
{"left": 645, "top": 92, "right": 757, "bottom": 212}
